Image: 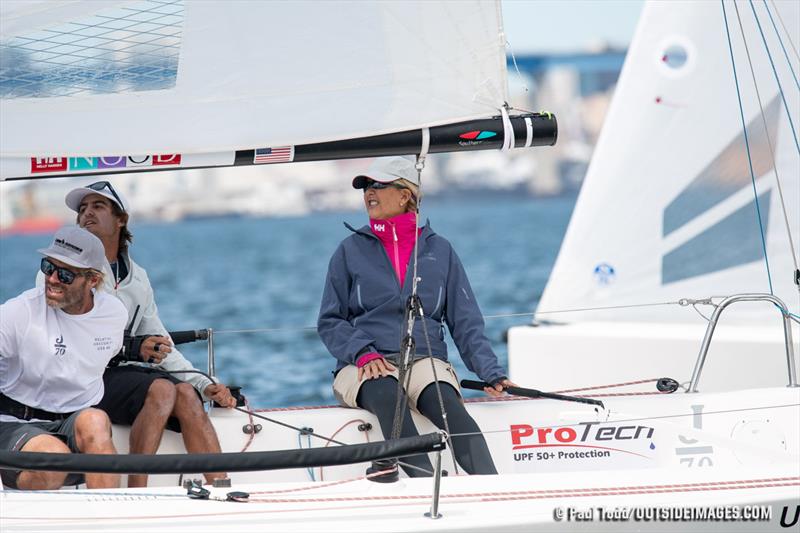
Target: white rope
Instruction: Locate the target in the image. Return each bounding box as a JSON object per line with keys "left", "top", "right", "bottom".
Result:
{"left": 419, "top": 127, "right": 430, "bottom": 162}
{"left": 500, "top": 105, "right": 515, "bottom": 152}
{"left": 524, "top": 116, "right": 533, "bottom": 148}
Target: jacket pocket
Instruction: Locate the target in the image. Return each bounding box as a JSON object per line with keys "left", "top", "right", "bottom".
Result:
{"left": 356, "top": 283, "right": 365, "bottom": 312}
{"left": 352, "top": 283, "right": 365, "bottom": 325}
{"left": 430, "top": 285, "right": 443, "bottom": 316}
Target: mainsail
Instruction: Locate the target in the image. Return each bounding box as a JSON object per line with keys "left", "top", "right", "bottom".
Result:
{"left": 537, "top": 0, "right": 799, "bottom": 325}
{"left": 0, "top": 0, "right": 555, "bottom": 180}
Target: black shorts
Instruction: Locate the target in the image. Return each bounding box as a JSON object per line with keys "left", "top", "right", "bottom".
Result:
{"left": 0, "top": 410, "right": 86, "bottom": 489}
{"left": 94, "top": 365, "right": 189, "bottom": 433}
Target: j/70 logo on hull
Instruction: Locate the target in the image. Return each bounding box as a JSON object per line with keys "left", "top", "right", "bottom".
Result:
{"left": 30, "top": 155, "right": 182, "bottom": 173}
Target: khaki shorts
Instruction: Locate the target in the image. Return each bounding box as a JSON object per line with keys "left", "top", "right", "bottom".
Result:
{"left": 333, "top": 357, "right": 460, "bottom": 412}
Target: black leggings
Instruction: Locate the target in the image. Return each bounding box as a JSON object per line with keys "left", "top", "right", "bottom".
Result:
{"left": 356, "top": 377, "right": 497, "bottom": 477}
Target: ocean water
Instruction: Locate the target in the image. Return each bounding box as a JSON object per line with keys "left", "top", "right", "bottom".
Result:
{"left": 0, "top": 195, "right": 576, "bottom": 407}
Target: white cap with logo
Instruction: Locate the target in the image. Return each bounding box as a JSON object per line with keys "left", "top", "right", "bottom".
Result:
{"left": 65, "top": 181, "right": 128, "bottom": 213}
{"left": 37, "top": 225, "right": 108, "bottom": 271}
{"left": 352, "top": 156, "right": 420, "bottom": 189}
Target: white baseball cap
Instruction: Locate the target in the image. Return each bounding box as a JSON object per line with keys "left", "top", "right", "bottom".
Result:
{"left": 352, "top": 156, "right": 420, "bottom": 189}
{"left": 37, "top": 225, "right": 107, "bottom": 271}
{"left": 65, "top": 180, "right": 128, "bottom": 213}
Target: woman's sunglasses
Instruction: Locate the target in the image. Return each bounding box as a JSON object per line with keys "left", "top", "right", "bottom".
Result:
{"left": 362, "top": 180, "right": 405, "bottom": 191}
{"left": 41, "top": 258, "right": 82, "bottom": 285}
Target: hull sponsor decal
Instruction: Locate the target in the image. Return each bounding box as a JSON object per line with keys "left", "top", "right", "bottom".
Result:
{"left": 509, "top": 421, "right": 658, "bottom": 472}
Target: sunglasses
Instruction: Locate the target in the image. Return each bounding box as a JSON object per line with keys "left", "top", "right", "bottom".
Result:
{"left": 86, "top": 181, "right": 125, "bottom": 212}
{"left": 362, "top": 180, "right": 406, "bottom": 191}
{"left": 41, "top": 258, "right": 82, "bottom": 285}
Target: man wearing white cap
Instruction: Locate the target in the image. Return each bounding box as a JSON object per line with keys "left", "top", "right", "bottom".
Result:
{"left": 1, "top": 226, "right": 126, "bottom": 489}
{"left": 58, "top": 180, "right": 234, "bottom": 487}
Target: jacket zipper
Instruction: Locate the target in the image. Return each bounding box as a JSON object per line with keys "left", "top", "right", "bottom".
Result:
{"left": 391, "top": 224, "right": 401, "bottom": 287}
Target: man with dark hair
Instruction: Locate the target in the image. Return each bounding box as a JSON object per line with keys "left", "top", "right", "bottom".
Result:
{"left": 1, "top": 226, "right": 126, "bottom": 490}
{"left": 47, "top": 181, "right": 236, "bottom": 487}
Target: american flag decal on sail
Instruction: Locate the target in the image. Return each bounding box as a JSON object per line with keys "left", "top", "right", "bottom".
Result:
{"left": 253, "top": 146, "right": 294, "bottom": 164}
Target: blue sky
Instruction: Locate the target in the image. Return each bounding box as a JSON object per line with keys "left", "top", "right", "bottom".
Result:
{"left": 501, "top": 0, "right": 645, "bottom": 53}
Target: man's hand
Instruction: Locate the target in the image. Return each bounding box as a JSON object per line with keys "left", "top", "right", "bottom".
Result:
{"left": 484, "top": 378, "right": 517, "bottom": 398}
{"left": 358, "top": 358, "right": 397, "bottom": 381}
{"left": 139, "top": 335, "right": 172, "bottom": 364}
{"left": 203, "top": 383, "right": 236, "bottom": 408}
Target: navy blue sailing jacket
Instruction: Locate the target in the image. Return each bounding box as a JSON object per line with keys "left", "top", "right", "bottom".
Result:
{"left": 317, "top": 221, "right": 506, "bottom": 385}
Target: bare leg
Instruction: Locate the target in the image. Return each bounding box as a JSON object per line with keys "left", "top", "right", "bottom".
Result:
{"left": 15, "top": 435, "right": 70, "bottom": 490}
{"left": 172, "top": 383, "right": 226, "bottom": 484}
{"left": 127, "top": 379, "right": 177, "bottom": 488}
{"left": 73, "top": 408, "right": 120, "bottom": 489}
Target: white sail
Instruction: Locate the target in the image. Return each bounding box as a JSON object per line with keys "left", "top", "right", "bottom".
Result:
{"left": 0, "top": 0, "right": 508, "bottom": 179}
{"left": 537, "top": 0, "right": 800, "bottom": 324}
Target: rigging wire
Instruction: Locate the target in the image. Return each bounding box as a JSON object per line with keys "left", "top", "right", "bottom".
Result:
{"left": 721, "top": 0, "right": 774, "bottom": 295}
{"left": 748, "top": 0, "right": 800, "bottom": 156}
{"left": 767, "top": 0, "right": 800, "bottom": 62}
{"left": 419, "top": 311, "right": 459, "bottom": 474}
{"left": 389, "top": 156, "right": 425, "bottom": 446}
{"left": 506, "top": 39, "right": 530, "bottom": 95}
{"left": 449, "top": 402, "right": 800, "bottom": 439}
{"left": 209, "top": 299, "right": 747, "bottom": 336}
{"left": 160, "top": 369, "right": 434, "bottom": 477}
{"left": 206, "top": 297, "right": 800, "bottom": 339}
{"left": 733, "top": 1, "right": 800, "bottom": 292}
{"left": 762, "top": 0, "right": 800, "bottom": 90}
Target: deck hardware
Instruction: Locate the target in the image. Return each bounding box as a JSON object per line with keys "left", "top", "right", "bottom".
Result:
{"left": 187, "top": 481, "right": 210, "bottom": 500}
{"left": 358, "top": 422, "right": 372, "bottom": 432}
{"left": 213, "top": 478, "right": 232, "bottom": 488}
{"left": 242, "top": 423, "right": 263, "bottom": 435}
{"left": 226, "top": 491, "right": 250, "bottom": 502}
{"left": 300, "top": 427, "right": 314, "bottom": 436}
{"left": 202, "top": 327, "right": 217, "bottom": 412}
{"left": 689, "top": 293, "right": 797, "bottom": 392}
{"left": 424, "top": 449, "right": 443, "bottom": 519}
{"left": 207, "top": 327, "right": 215, "bottom": 383}
{"left": 366, "top": 459, "right": 399, "bottom": 483}
{"left": 656, "top": 377, "right": 679, "bottom": 393}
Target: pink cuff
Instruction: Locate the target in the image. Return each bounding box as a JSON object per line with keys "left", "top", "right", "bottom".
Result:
{"left": 356, "top": 352, "right": 384, "bottom": 368}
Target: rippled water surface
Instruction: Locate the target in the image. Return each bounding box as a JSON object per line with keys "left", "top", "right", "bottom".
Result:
{"left": 0, "top": 196, "right": 575, "bottom": 407}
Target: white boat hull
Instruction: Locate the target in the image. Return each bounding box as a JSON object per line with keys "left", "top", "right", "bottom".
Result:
{"left": 3, "top": 387, "right": 798, "bottom": 531}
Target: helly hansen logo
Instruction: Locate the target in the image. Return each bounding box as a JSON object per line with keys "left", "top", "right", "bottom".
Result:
{"left": 373, "top": 224, "right": 385, "bottom": 232}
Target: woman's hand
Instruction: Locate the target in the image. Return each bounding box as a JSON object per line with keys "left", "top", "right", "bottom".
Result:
{"left": 484, "top": 378, "right": 517, "bottom": 398}
{"left": 358, "top": 357, "right": 397, "bottom": 381}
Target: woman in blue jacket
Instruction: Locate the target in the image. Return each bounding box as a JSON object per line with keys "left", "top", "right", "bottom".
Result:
{"left": 318, "top": 156, "right": 514, "bottom": 477}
